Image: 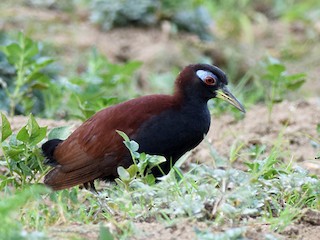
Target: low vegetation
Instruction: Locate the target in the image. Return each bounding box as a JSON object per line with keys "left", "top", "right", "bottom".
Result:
{"left": 1, "top": 0, "right": 320, "bottom": 239}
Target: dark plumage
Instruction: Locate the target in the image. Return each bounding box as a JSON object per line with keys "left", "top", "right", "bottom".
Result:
{"left": 42, "top": 64, "right": 245, "bottom": 190}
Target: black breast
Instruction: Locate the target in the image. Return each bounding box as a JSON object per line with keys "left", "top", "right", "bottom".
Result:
{"left": 133, "top": 101, "right": 211, "bottom": 175}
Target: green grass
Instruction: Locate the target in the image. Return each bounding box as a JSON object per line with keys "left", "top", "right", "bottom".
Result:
{"left": 1, "top": 118, "right": 319, "bottom": 239}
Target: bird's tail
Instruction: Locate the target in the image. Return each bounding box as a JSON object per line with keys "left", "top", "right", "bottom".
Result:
{"left": 44, "top": 165, "right": 102, "bottom": 190}
{"left": 42, "top": 139, "right": 102, "bottom": 191}
{"left": 42, "top": 139, "right": 63, "bottom": 166}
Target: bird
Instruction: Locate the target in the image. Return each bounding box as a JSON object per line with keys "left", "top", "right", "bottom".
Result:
{"left": 42, "top": 63, "right": 245, "bottom": 191}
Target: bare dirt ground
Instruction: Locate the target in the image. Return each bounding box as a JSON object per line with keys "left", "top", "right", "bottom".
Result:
{"left": 47, "top": 215, "right": 320, "bottom": 240}
{"left": 1, "top": 2, "right": 320, "bottom": 239}
{"left": 194, "top": 99, "right": 320, "bottom": 175}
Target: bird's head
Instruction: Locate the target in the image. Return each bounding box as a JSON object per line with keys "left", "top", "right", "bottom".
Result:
{"left": 175, "top": 64, "right": 245, "bottom": 113}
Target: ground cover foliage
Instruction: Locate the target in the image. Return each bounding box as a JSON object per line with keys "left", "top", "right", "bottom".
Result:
{"left": 1, "top": 0, "right": 320, "bottom": 239}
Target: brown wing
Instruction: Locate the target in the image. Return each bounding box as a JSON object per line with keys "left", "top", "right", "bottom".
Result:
{"left": 44, "top": 95, "right": 178, "bottom": 190}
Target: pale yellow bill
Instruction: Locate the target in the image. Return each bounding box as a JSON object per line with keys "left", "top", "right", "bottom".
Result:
{"left": 216, "top": 87, "right": 245, "bottom": 113}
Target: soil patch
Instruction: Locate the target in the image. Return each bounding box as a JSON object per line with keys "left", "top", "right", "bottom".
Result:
{"left": 192, "top": 98, "right": 320, "bottom": 175}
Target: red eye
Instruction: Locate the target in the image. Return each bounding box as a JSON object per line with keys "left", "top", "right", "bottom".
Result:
{"left": 204, "top": 76, "right": 216, "bottom": 86}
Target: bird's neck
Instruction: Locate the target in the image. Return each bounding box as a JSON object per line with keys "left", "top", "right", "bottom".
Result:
{"left": 174, "top": 89, "right": 209, "bottom": 109}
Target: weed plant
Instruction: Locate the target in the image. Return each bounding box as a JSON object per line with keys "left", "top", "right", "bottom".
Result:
{"left": 1, "top": 117, "right": 319, "bottom": 239}
{"left": 0, "top": 33, "right": 55, "bottom": 116}
{"left": 0, "top": 33, "right": 141, "bottom": 119}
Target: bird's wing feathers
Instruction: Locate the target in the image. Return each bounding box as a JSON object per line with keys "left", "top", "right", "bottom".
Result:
{"left": 45, "top": 95, "right": 177, "bottom": 189}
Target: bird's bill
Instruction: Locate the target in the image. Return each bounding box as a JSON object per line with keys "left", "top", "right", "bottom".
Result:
{"left": 216, "top": 86, "right": 246, "bottom": 113}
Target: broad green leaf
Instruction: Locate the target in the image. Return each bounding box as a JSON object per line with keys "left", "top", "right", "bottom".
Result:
{"left": 16, "top": 115, "right": 46, "bottom": 144}
{"left": 139, "top": 152, "right": 146, "bottom": 161}
{"left": 5, "top": 43, "right": 21, "bottom": 56}
{"left": 29, "top": 127, "right": 47, "bottom": 145}
{"left": 35, "top": 57, "right": 54, "bottom": 68}
{"left": 23, "top": 37, "right": 38, "bottom": 59}
{"left": 27, "top": 114, "right": 39, "bottom": 134}
{"left": 99, "top": 225, "right": 114, "bottom": 240}
{"left": 1, "top": 113, "right": 12, "bottom": 142}
{"left": 149, "top": 155, "right": 166, "bottom": 167}
{"left": 26, "top": 58, "right": 54, "bottom": 82}
{"left": 121, "top": 61, "right": 142, "bottom": 75}
{"left": 145, "top": 174, "right": 155, "bottom": 184}
{"left": 287, "top": 79, "right": 305, "bottom": 91}
{"left": 26, "top": 71, "right": 43, "bottom": 83}
{"left": 48, "top": 126, "right": 72, "bottom": 140}
{"left": 29, "top": 81, "right": 49, "bottom": 90}
{"left": 128, "top": 140, "right": 139, "bottom": 152}
{"left": 4, "top": 146, "right": 24, "bottom": 158}
{"left": 263, "top": 73, "right": 278, "bottom": 82}
{"left": 137, "top": 157, "right": 148, "bottom": 172}
{"left": 4, "top": 43, "right": 21, "bottom": 64}
{"left": 28, "top": 115, "right": 47, "bottom": 145}
{"left": 19, "top": 162, "right": 32, "bottom": 176}
{"left": 132, "top": 151, "right": 140, "bottom": 159}
{"left": 267, "top": 64, "right": 286, "bottom": 76}
{"left": 127, "top": 164, "right": 139, "bottom": 177}
{"left": 16, "top": 126, "right": 29, "bottom": 143}
{"left": 117, "top": 166, "right": 130, "bottom": 181}
{"left": 285, "top": 73, "right": 306, "bottom": 82}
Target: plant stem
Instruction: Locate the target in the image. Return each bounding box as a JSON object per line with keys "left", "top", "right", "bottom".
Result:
{"left": 268, "top": 82, "right": 276, "bottom": 123}
{"left": 10, "top": 36, "right": 26, "bottom": 117}
{"left": 0, "top": 144, "right": 14, "bottom": 177}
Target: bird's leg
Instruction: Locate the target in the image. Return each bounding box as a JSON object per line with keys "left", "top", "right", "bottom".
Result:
{"left": 83, "top": 181, "right": 98, "bottom": 194}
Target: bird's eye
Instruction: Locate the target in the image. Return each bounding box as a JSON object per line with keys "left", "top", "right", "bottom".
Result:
{"left": 204, "top": 76, "right": 216, "bottom": 86}
{"left": 196, "top": 70, "right": 218, "bottom": 86}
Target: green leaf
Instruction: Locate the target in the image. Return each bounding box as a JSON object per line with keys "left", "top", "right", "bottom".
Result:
{"left": 286, "top": 79, "right": 305, "bottom": 91}
{"left": 124, "top": 140, "right": 139, "bottom": 152}
{"left": 16, "top": 115, "right": 47, "bottom": 145}
{"left": 137, "top": 157, "right": 149, "bottom": 173}
{"left": 27, "top": 115, "right": 47, "bottom": 145}
{"left": 4, "top": 146, "right": 24, "bottom": 158}
{"left": 127, "top": 164, "right": 139, "bottom": 177}
{"left": 48, "top": 126, "right": 72, "bottom": 140}
{"left": 145, "top": 174, "right": 155, "bottom": 184}
{"left": 285, "top": 73, "right": 306, "bottom": 82}
{"left": 26, "top": 58, "right": 54, "bottom": 83}
{"left": 120, "top": 61, "right": 142, "bottom": 75}
{"left": 267, "top": 64, "right": 286, "bottom": 76}
{"left": 29, "top": 127, "right": 47, "bottom": 145}
{"left": 23, "top": 37, "right": 38, "bottom": 59}
{"left": 148, "top": 155, "right": 166, "bottom": 167}
{"left": 35, "top": 57, "right": 54, "bottom": 68}
{"left": 117, "top": 166, "right": 130, "bottom": 181}
{"left": 117, "top": 131, "right": 140, "bottom": 158}
{"left": 29, "top": 81, "right": 49, "bottom": 90}
{"left": 6, "top": 43, "right": 21, "bottom": 56}
{"left": 1, "top": 113, "right": 12, "bottom": 142}
{"left": 116, "top": 130, "right": 130, "bottom": 141}
{"left": 19, "top": 162, "right": 32, "bottom": 176}
{"left": 99, "top": 225, "right": 114, "bottom": 240}
{"left": 16, "top": 126, "right": 29, "bottom": 143}
{"left": 4, "top": 43, "right": 21, "bottom": 64}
